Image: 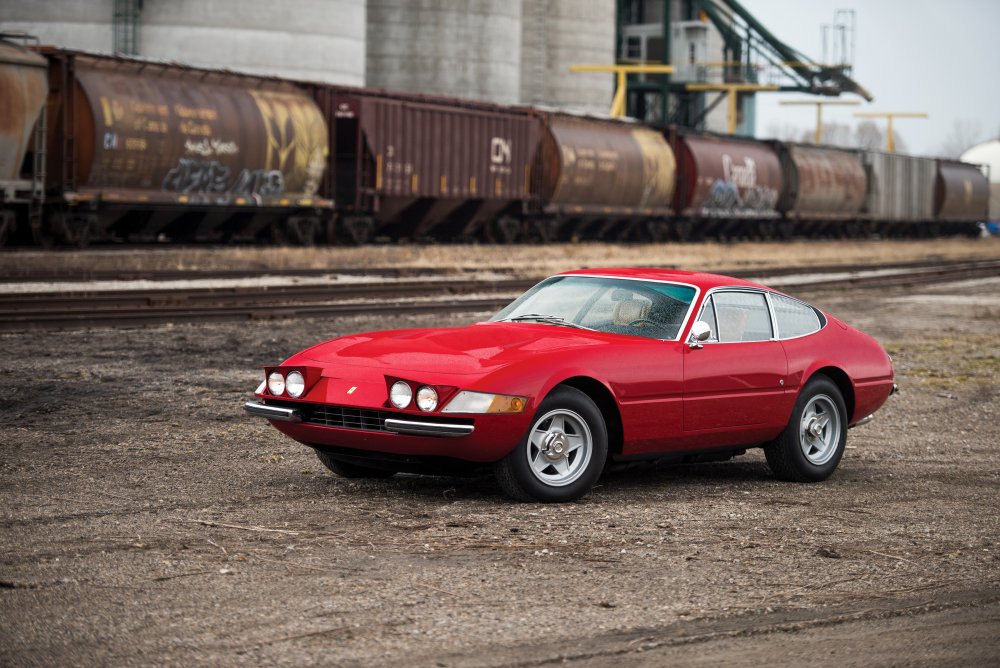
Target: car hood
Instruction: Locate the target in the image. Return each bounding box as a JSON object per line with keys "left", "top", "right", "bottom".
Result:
{"left": 298, "top": 322, "right": 609, "bottom": 375}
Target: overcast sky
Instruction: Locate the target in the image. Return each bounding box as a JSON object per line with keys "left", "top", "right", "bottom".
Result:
{"left": 740, "top": 0, "right": 1000, "bottom": 155}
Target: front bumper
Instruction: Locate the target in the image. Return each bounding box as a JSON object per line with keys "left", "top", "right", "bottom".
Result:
{"left": 244, "top": 400, "right": 474, "bottom": 437}
{"left": 244, "top": 401, "right": 302, "bottom": 423}
{"left": 244, "top": 398, "right": 524, "bottom": 462}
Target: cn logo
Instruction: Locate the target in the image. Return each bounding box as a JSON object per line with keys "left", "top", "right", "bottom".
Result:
{"left": 490, "top": 137, "right": 512, "bottom": 164}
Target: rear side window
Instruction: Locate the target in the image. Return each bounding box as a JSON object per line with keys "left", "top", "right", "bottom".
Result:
{"left": 711, "top": 291, "right": 773, "bottom": 342}
{"left": 771, "top": 294, "right": 823, "bottom": 339}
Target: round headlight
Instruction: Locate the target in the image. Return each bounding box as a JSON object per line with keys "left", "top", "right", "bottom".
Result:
{"left": 267, "top": 371, "right": 285, "bottom": 396}
{"left": 285, "top": 371, "right": 305, "bottom": 398}
{"left": 416, "top": 385, "right": 438, "bottom": 412}
{"left": 390, "top": 381, "right": 412, "bottom": 409}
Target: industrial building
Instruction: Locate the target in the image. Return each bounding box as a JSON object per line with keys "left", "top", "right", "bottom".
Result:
{"left": 1, "top": 0, "right": 866, "bottom": 136}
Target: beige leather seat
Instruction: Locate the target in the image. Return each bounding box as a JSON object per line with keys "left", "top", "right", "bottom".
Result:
{"left": 612, "top": 298, "right": 650, "bottom": 326}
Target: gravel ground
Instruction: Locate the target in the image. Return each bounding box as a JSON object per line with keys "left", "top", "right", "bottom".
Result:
{"left": 1, "top": 274, "right": 998, "bottom": 666}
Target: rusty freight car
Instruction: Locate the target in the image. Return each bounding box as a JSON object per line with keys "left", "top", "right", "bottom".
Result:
{"left": 774, "top": 143, "right": 867, "bottom": 237}
{"left": 670, "top": 130, "right": 783, "bottom": 240}
{"left": 309, "top": 85, "right": 539, "bottom": 243}
{"left": 0, "top": 35, "right": 47, "bottom": 246}
{"left": 934, "top": 160, "right": 989, "bottom": 228}
{"left": 530, "top": 113, "right": 676, "bottom": 241}
{"left": 26, "top": 48, "right": 331, "bottom": 245}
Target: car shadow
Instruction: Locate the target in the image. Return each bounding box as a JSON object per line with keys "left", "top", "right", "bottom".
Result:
{"left": 297, "top": 455, "right": 777, "bottom": 504}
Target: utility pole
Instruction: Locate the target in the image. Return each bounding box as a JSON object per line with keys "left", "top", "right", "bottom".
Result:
{"left": 853, "top": 112, "right": 929, "bottom": 153}
{"left": 684, "top": 83, "right": 780, "bottom": 135}
{"left": 779, "top": 99, "right": 860, "bottom": 143}
{"left": 569, "top": 64, "right": 675, "bottom": 118}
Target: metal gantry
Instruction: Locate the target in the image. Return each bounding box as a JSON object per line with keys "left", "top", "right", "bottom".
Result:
{"left": 780, "top": 99, "right": 861, "bottom": 143}
{"left": 614, "top": 0, "right": 873, "bottom": 129}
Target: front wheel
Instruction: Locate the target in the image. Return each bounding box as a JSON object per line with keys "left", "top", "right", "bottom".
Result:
{"left": 764, "top": 376, "right": 847, "bottom": 482}
{"left": 494, "top": 386, "right": 608, "bottom": 502}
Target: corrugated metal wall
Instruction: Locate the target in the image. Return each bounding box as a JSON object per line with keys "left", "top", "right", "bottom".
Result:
{"left": 862, "top": 152, "right": 936, "bottom": 222}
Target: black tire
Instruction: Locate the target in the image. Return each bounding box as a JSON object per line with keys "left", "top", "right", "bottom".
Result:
{"left": 494, "top": 386, "right": 608, "bottom": 503}
{"left": 313, "top": 449, "right": 396, "bottom": 479}
{"left": 764, "top": 376, "right": 847, "bottom": 482}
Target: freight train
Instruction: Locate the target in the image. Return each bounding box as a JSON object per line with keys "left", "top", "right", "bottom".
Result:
{"left": 0, "top": 38, "right": 990, "bottom": 247}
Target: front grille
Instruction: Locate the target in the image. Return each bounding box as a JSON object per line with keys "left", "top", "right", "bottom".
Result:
{"left": 265, "top": 399, "right": 474, "bottom": 434}
{"left": 308, "top": 405, "right": 391, "bottom": 432}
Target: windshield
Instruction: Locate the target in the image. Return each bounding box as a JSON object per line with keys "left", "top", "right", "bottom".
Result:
{"left": 491, "top": 275, "right": 697, "bottom": 340}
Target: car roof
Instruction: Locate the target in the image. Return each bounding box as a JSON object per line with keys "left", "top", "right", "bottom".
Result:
{"left": 557, "top": 267, "right": 768, "bottom": 291}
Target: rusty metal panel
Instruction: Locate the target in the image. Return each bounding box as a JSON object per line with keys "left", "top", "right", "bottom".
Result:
{"left": 935, "top": 160, "right": 989, "bottom": 222}
{"left": 777, "top": 144, "right": 866, "bottom": 219}
{"left": 862, "top": 152, "right": 936, "bottom": 221}
{"left": 68, "top": 56, "right": 328, "bottom": 206}
{"left": 673, "top": 133, "right": 782, "bottom": 219}
{"left": 534, "top": 115, "right": 676, "bottom": 215}
{"left": 0, "top": 40, "right": 47, "bottom": 182}
{"left": 351, "top": 91, "right": 539, "bottom": 203}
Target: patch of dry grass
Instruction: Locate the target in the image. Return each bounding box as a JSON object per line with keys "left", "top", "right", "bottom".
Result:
{"left": 3, "top": 238, "right": 998, "bottom": 276}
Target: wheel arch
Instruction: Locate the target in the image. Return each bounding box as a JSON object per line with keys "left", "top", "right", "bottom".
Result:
{"left": 806, "top": 366, "right": 856, "bottom": 422}
{"left": 556, "top": 376, "right": 624, "bottom": 458}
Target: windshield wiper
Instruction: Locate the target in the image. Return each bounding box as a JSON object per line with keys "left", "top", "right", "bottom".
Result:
{"left": 504, "top": 313, "right": 589, "bottom": 329}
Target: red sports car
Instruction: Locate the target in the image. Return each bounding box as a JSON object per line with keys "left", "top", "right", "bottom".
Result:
{"left": 245, "top": 268, "right": 896, "bottom": 502}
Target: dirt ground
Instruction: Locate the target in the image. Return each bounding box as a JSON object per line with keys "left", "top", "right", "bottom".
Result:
{"left": 3, "top": 237, "right": 999, "bottom": 277}
{"left": 1, "top": 248, "right": 999, "bottom": 666}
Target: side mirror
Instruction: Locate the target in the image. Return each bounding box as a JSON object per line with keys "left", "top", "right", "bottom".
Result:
{"left": 688, "top": 320, "right": 712, "bottom": 348}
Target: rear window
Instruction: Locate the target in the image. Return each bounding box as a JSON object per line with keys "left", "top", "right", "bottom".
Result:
{"left": 771, "top": 293, "right": 823, "bottom": 339}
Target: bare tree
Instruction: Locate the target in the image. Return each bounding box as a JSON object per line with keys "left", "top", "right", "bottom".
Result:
{"left": 855, "top": 121, "right": 883, "bottom": 150}
{"left": 808, "top": 122, "right": 853, "bottom": 147}
{"left": 939, "top": 120, "right": 987, "bottom": 158}
{"left": 762, "top": 122, "right": 802, "bottom": 141}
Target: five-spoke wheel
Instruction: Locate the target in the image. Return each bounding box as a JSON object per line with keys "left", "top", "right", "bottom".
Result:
{"left": 495, "top": 386, "right": 608, "bottom": 502}
{"left": 765, "top": 376, "right": 847, "bottom": 482}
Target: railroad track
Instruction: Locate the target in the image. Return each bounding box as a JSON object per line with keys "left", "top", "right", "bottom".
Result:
{"left": 1, "top": 259, "right": 997, "bottom": 331}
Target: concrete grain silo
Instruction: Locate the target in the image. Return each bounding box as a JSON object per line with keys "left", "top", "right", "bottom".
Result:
{"left": 0, "top": 0, "right": 367, "bottom": 85}
{"left": 365, "top": 0, "right": 522, "bottom": 105}
{"left": 520, "top": 0, "right": 615, "bottom": 114}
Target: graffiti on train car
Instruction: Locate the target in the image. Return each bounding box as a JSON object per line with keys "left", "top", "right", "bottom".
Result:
{"left": 700, "top": 154, "right": 778, "bottom": 216}
{"left": 249, "top": 89, "right": 327, "bottom": 197}
{"left": 162, "top": 158, "right": 285, "bottom": 197}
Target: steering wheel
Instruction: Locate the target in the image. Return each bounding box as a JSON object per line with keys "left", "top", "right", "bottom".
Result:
{"left": 626, "top": 318, "right": 658, "bottom": 328}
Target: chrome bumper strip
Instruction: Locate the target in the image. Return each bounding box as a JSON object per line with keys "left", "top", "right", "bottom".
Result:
{"left": 244, "top": 401, "right": 302, "bottom": 423}
{"left": 849, "top": 414, "right": 874, "bottom": 429}
{"left": 384, "top": 418, "right": 474, "bottom": 438}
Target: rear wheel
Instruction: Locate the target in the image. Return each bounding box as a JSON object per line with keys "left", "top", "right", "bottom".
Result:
{"left": 314, "top": 449, "right": 396, "bottom": 479}
{"left": 764, "top": 376, "right": 847, "bottom": 482}
{"left": 494, "top": 386, "right": 607, "bottom": 502}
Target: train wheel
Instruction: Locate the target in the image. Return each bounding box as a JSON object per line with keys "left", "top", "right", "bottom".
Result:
{"left": 777, "top": 220, "right": 793, "bottom": 241}
{"left": 535, "top": 218, "right": 560, "bottom": 243}
{"left": 285, "top": 216, "right": 318, "bottom": 246}
{"left": 0, "top": 212, "right": 12, "bottom": 248}
{"left": 342, "top": 216, "right": 374, "bottom": 245}
{"left": 675, "top": 220, "right": 694, "bottom": 242}
{"left": 55, "top": 213, "right": 93, "bottom": 248}
{"left": 645, "top": 220, "right": 667, "bottom": 243}
{"left": 31, "top": 216, "right": 53, "bottom": 248}
{"left": 489, "top": 216, "right": 521, "bottom": 244}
